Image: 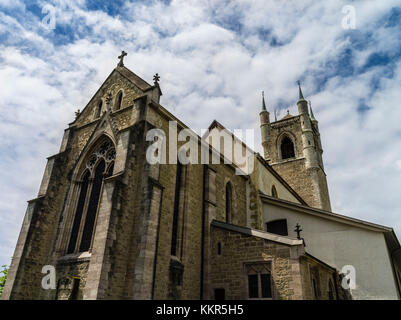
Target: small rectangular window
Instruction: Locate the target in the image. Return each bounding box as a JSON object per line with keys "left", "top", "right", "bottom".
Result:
{"left": 260, "top": 274, "right": 272, "bottom": 298}
{"left": 248, "top": 274, "right": 259, "bottom": 298}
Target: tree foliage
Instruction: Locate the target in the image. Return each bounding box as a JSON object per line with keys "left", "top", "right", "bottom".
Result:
{"left": 0, "top": 265, "right": 9, "bottom": 297}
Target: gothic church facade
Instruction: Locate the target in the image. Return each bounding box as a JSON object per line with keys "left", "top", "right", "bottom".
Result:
{"left": 3, "top": 54, "right": 401, "bottom": 300}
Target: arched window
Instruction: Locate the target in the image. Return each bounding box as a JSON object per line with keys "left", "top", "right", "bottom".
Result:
{"left": 95, "top": 100, "right": 102, "bottom": 118}
{"left": 67, "top": 171, "right": 90, "bottom": 254}
{"left": 280, "top": 136, "right": 295, "bottom": 159}
{"left": 115, "top": 91, "right": 123, "bottom": 111}
{"left": 225, "top": 182, "right": 233, "bottom": 223}
{"left": 328, "top": 279, "right": 335, "bottom": 300}
{"left": 67, "top": 138, "right": 116, "bottom": 254}
{"left": 271, "top": 185, "right": 278, "bottom": 198}
{"left": 312, "top": 278, "right": 318, "bottom": 300}
{"left": 79, "top": 159, "right": 105, "bottom": 252}
{"left": 265, "top": 219, "right": 288, "bottom": 236}
{"left": 171, "top": 162, "right": 182, "bottom": 256}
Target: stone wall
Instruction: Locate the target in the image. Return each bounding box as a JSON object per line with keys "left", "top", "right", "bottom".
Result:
{"left": 209, "top": 226, "right": 304, "bottom": 300}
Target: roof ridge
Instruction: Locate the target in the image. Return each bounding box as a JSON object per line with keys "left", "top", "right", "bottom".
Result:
{"left": 115, "top": 65, "right": 153, "bottom": 91}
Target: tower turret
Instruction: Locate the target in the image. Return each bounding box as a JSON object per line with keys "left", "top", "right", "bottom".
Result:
{"left": 297, "top": 81, "right": 318, "bottom": 170}
{"left": 309, "top": 101, "right": 325, "bottom": 170}
{"left": 259, "top": 91, "right": 271, "bottom": 160}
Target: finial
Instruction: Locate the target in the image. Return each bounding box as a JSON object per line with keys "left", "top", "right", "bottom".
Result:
{"left": 274, "top": 109, "right": 277, "bottom": 121}
{"left": 75, "top": 109, "right": 80, "bottom": 118}
{"left": 261, "top": 91, "right": 267, "bottom": 111}
{"left": 153, "top": 73, "right": 160, "bottom": 85}
{"left": 297, "top": 80, "right": 305, "bottom": 100}
{"left": 309, "top": 100, "right": 317, "bottom": 121}
{"left": 118, "top": 50, "right": 127, "bottom": 67}
{"left": 287, "top": 110, "right": 290, "bottom": 115}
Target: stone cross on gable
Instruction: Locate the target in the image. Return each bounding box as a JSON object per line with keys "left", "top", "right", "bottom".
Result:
{"left": 294, "top": 223, "right": 302, "bottom": 240}
{"left": 153, "top": 73, "right": 160, "bottom": 84}
{"left": 294, "top": 223, "right": 306, "bottom": 246}
{"left": 118, "top": 50, "right": 127, "bottom": 67}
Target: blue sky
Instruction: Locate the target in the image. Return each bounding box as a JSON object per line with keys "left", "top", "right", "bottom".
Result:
{"left": 1, "top": 0, "right": 401, "bottom": 267}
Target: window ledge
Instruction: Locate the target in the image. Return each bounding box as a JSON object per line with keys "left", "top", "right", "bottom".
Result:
{"left": 58, "top": 251, "right": 92, "bottom": 263}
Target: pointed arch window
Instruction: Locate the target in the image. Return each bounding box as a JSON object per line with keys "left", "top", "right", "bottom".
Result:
{"left": 281, "top": 136, "right": 295, "bottom": 159}
{"left": 225, "top": 182, "right": 233, "bottom": 223}
{"left": 171, "top": 162, "right": 182, "bottom": 256}
{"left": 79, "top": 159, "right": 105, "bottom": 252}
{"left": 328, "top": 279, "right": 336, "bottom": 300}
{"left": 271, "top": 185, "right": 278, "bottom": 198}
{"left": 67, "top": 171, "right": 90, "bottom": 254}
{"left": 312, "top": 278, "right": 318, "bottom": 299}
{"left": 95, "top": 100, "right": 102, "bottom": 119}
{"left": 115, "top": 91, "right": 123, "bottom": 111}
{"left": 67, "top": 139, "right": 116, "bottom": 254}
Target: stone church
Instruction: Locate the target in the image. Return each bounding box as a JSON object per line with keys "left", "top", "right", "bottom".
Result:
{"left": 3, "top": 52, "right": 401, "bottom": 300}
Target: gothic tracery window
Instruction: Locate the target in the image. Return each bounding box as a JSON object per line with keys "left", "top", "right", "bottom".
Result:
{"left": 67, "top": 139, "right": 116, "bottom": 254}
{"left": 280, "top": 136, "right": 295, "bottom": 159}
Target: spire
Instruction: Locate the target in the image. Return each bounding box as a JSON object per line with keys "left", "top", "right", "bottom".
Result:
{"left": 274, "top": 109, "right": 277, "bottom": 121}
{"left": 261, "top": 91, "right": 267, "bottom": 111}
{"left": 297, "top": 80, "right": 305, "bottom": 101}
{"left": 309, "top": 100, "right": 317, "bottom": 121}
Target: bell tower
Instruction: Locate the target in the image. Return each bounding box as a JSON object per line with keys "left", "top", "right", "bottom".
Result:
{"left": 259, "top": 82, "right": 331, "bottom": 211}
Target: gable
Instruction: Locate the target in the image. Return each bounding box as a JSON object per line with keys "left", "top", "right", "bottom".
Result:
{"left": 73, "top": 67, "right": 148, "bottom": 128}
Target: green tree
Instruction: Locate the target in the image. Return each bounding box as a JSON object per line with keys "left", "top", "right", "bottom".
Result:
{"left": 0, "top": 265, "right": 9, "bottom": 297}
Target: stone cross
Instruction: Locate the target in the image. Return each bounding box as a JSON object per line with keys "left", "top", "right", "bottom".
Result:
{"left": 118, "top": 50, "right": 127, "bottom": 67}
{"left": 294, "top": 223, "right": 303, "bottom": 240}
{"left": 153, "top": 73, "right": 160, "bottom": 84}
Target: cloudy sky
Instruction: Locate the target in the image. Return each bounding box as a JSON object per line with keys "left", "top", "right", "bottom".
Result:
{"left": 1, "top": 0, "right": 401, "bottom": 267}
